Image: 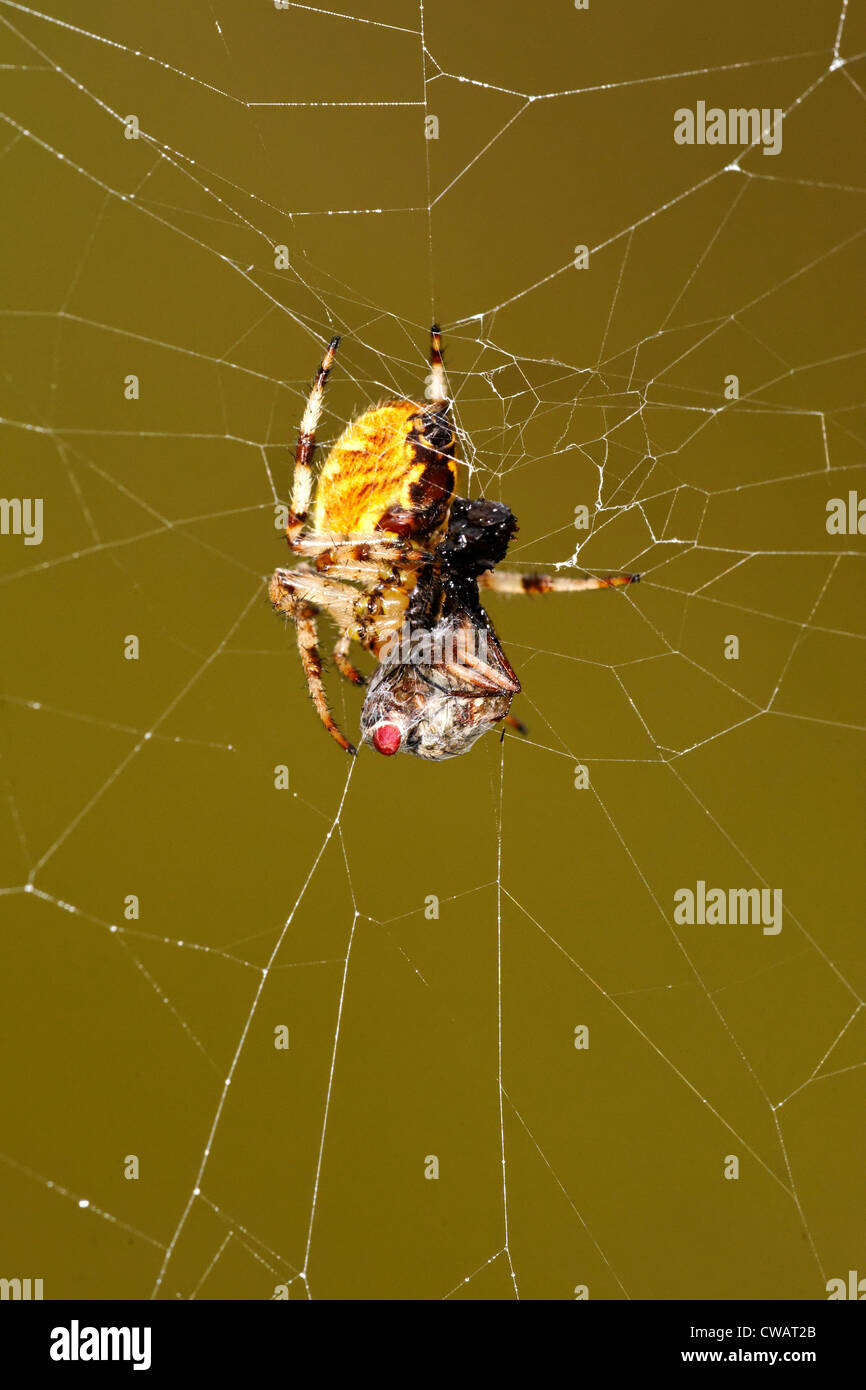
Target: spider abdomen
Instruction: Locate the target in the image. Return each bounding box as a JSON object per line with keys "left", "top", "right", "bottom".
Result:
{"left": 313, "top": 400, "right": 458, "bottom": 544}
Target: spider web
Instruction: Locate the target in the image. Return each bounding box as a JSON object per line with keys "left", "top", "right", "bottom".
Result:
{"left": 0, "top": 0, "right": 864, "bottom": 1301}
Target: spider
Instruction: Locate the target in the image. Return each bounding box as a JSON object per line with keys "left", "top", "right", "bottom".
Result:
{"left": 269, "top": 327, "right": 638, "bottom": 760}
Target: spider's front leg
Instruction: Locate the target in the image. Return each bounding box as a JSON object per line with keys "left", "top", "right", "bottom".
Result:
{"left": 291, "top": 535, "right": 428, "bottom": 568}
{"left": 269, "top": 567, "right": 358, "bottom": 754}
{"left": 285, "top": 336, "right": 340, "bottom": 548}
{"left": 333, "top": 630, "right": 367, "bottom": 686}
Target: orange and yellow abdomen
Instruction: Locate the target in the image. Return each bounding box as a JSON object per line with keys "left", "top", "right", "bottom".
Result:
{"left": 313, "top": 400, "right": 458, "bottom": 543}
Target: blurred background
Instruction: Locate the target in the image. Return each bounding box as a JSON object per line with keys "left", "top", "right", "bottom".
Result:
{"left": 0, "top": 0, "right": 864, "bottom": 1299}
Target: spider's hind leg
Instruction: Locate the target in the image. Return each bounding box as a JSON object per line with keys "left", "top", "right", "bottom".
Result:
{"left": 504, "top": 713, "right": 529, "bottom": 736}
{"left": 429, "top": 323, "right": 448, "bottom": 412}
{"left": 478, "top": 571, "right": 640, "bottom": 595}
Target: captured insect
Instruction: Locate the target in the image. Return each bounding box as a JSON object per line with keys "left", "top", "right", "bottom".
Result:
{"left": 269, "top": 328, "right": 638, "bottom": 760}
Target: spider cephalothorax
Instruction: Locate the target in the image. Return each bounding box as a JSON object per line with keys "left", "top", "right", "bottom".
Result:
{"left": 269, "top": 328, "right": 638, "bottom": 759}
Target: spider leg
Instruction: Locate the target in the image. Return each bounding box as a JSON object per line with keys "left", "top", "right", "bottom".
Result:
{"left": 286, "top": 336, "right": 340, "bottom": 549}
{"left": 269, "top": 565, "right": 357, "bottom": 628}
{"left": 269, "top": 568, "right": 356, "bottom": 755}
{"left": 504, "top": 713, "right": 529, "bottom": 735}
{"left": 333, "top": 631, "right": 367, "bottom": 686}
{"left": 429, "top": 323, "right": 448, "bottom": 411}
{"left": 295, "top": 605, "right": 356, "bottom": 754}
{"left": 271, "top": 565, "right": 368, "bottom": 687}
{"left": 478, "top": 571, "right": 640, "bottom": 594}
{"left": 292, "top": 534, "right": 429, "bottom": 568}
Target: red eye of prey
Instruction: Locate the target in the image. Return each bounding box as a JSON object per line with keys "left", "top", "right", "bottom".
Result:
{"left": 372, "top": 723, "right": 402, "bottom": 756}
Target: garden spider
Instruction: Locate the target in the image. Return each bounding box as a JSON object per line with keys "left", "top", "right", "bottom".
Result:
{"left": 269, "top": 327, "right": 638, "bottom": 760}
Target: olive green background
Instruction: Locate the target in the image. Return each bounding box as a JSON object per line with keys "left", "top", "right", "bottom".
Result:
{"left": 1, "top": 0, "right": 864, "bottom": 1301}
